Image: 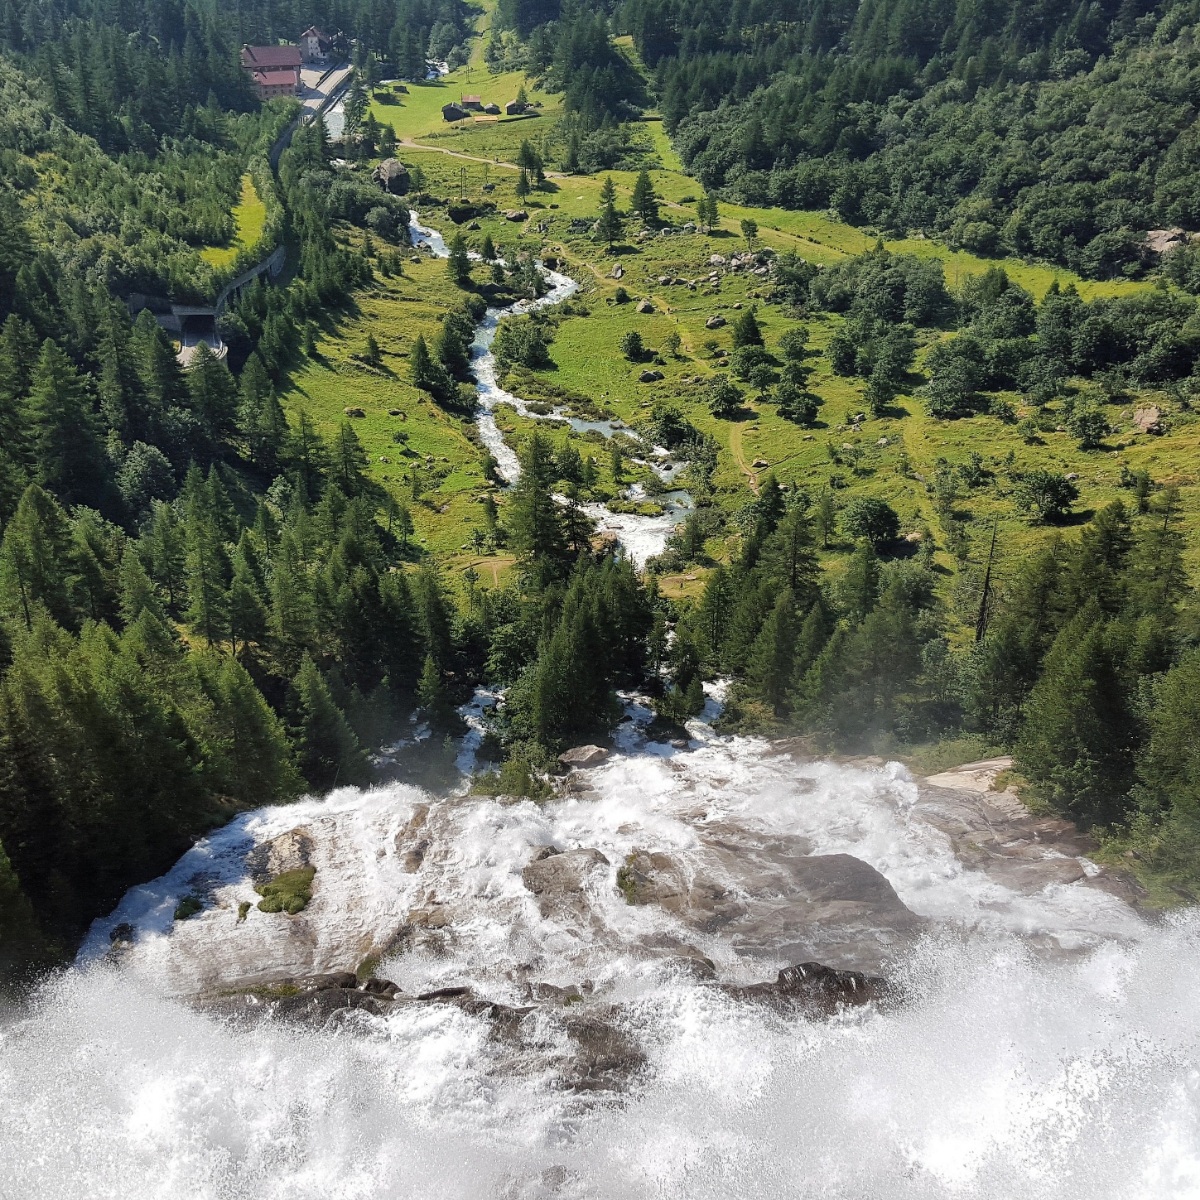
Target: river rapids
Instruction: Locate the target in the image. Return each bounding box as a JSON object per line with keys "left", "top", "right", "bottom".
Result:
{"left": 1, "top": 216, "right": 1197, "bottom": 1200}
{"left": 2, "top": 705, "right": 1197, "bottom": 1199}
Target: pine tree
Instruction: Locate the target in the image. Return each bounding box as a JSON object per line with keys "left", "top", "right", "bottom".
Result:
{"left": 447, "top": 233, "right": 472, "bottom": 286}
{"left": 186, "top": 340, "right": 238, "bottom": 443}
{"left": 332, "top": 421, "right": 370, "bottom": 497}
{"left": 197, "top": 654, "right": 301, "bottom": 804}
{"left": 28, "top": 339, "right": 105, "bottom": 507}
{"left": 631, "top": 169, "right": 659, "bottom": 223}
{"left": 1016, "top": 608, "right": 1136, "bottom": 825}
{"left": 596, "top": 198, "right": 624, "bottom": 249}
{"left": 0, "top": 484, "right": 77, "bottom": 630}
{"left": 746, "top": 589, "right": 796, "bottom": 715}
{"left": 228, "top": 533, "right": 267, "bottom": 655}
{"left": 731, "top": 306, "right": 764, "bottom": 348}
{"left": 270, "top": 529, "right": 315, "bottom": 668}
{"left": 183, "top": 500, "right": 230, "bottom": 647}
{"left": 237, "top": 353, "right": 286, "bottom": 472}
{"left": 507, "top": 431, "right": 567, "bottom": 584}
{"left": 839, "top": 539, "right": 880, "bottom": 623}
{"left": 292, "top": 655, "right": 370, "bottom": 791}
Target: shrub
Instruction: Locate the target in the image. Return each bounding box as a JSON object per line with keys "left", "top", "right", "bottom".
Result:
{"left": 841, "top": 496, "right": 900, "bottom": 545}
{"left": 619, "top": 330, "right": 645, "bottom": 360}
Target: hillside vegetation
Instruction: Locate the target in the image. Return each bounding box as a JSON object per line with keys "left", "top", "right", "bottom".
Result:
{"left": 5, "top": 0, "right": 1200, "bottom": 982}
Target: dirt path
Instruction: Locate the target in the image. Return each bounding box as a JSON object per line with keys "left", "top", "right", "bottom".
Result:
{"left": 467, "top": 554, "right": 515, "bottom": 586}
{"left": 728, "top": 413, "right": 761, "bottom": 493}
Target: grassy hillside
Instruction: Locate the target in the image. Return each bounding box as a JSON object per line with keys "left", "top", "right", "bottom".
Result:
{"left": 269, "top": 3, "right": 1200, "bottom": 630}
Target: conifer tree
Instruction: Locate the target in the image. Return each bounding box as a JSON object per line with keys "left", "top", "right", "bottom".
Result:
{"left": 238, "top": 353, "right": 287, "bottom": 472}
{"left": 447, "top": 233, "right": 472, "bottom": 286}
{"left": 506, "top": 431, "right": 566, "bottom": 583}
{"left": 631, "top": 169, "right": 659, "bottom": 223}
{"left": 332, "top": 421, "right": 370, "bottom": 497}
{"left": 292, "top": 655, "right": 370, "bottom": 791}
{"left": 0, "top": 484, "right": 77, "bottom": 630}
{"left": 186, "top": 341, "right": 237, "bottom": 444}
{"left": 270, "top": 528, "right": 316, "bottom": 668}
{"left": 183, "top": 498, "right": 230, "bottom": 647}
{"left": 746, "top": 589, "right": 796, "bottom": 715}
{"left": 228, "top": 533, "right": 268, "bottom": 656}
{"left": 731, "top": 306, "right": 764, "bottom": 348}
{"left": 28, "top": 339, "right": 105, "bottom": 508}
{"left": 1016, "top": 607, "right": 1136, "bottom": 825}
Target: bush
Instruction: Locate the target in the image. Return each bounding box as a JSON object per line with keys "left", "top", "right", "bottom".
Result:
{"left": 1013, "top": 470, "right": 1079, "bottom": 522}
{"left": 619, "top": 330, "right": 645, "bottom": 360}
{"left": 841, "top": 496, "right": 900, "bottom": 545}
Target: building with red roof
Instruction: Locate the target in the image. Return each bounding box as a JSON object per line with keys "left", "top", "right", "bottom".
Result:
{"left": 240, "top": 44, "right": 302, "bottom": 97}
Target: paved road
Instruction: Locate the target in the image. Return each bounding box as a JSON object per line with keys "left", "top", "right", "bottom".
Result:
{"left": 299, "top": 62, "right": 352, "bottom": 120}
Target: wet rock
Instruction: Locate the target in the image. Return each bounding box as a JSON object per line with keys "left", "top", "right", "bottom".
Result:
{"left": 109, "top": 922, "right": 135, "bottom": 944}
{"left": 725, "top": 961, "right": 888, "bottom": 1016}
{"left": 246, "top": 828, "right": 314, "bottom": 884}
{"left": 561, "top": 1008, "right": 646, "bottom": 1091}
{"left": 522, "top": 848, "right": 611, "bottom": 918}
{"left": 617, "top": 846, "right": 922, "bottom": 974}
{"left": 527, "top": 981, "right": 588, "bottom": 1006}
{"left": 558, "top": 745, "right": 610, "bottom": 768}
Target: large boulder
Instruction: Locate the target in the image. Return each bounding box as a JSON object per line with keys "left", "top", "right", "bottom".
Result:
{"left": 522, "top": 847, "right": 610, "bottom": 919}
{"left": 372, "top": 158, "right": 410, "bottom": 195}
{"left": 558, "top": 745, "right": 610, "bottom": 768}
{"left": 705, "top": 314, "right": 726, "bottom": 329}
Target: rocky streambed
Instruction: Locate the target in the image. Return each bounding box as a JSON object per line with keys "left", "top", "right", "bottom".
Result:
{"left": 80, "top": 717, "right": 1148, "bottom": 1094}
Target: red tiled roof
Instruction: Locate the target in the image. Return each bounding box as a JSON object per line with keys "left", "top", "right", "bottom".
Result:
{"left": 253, "top": 68, "right": 299, "bottom": 87}
{"left": 241, "top": 44, "right": 302, "bottom": 69}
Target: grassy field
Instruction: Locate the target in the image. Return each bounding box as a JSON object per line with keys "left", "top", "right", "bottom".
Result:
{"left": 277, "top": 9, "right": 1200, "bottom": 612}
{"left": 200, "top": 174, "right": 267, "bottom": 268}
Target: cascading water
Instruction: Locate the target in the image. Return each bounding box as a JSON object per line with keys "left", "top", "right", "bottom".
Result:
{"left": 3, "top": 701, "right": 1197, "bottom": 1199}
{"left": 407, "top": 211, "right": 692, "bottom": 567}
{"left": 2, "top": 215, "right": 1196, "bottom": 1200}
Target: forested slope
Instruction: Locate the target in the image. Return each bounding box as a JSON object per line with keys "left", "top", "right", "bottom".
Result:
{"left": 618, "top": 0, "right": 1200, "bottom": 281}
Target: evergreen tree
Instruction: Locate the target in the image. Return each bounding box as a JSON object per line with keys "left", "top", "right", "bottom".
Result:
{"left": 291, "top": 655, "right": 370, "bottom": 791}
{"left": 0, "top": 484, "right": 77, "bottom": 630}
{"left": 447, "top": 233, "right": 472, "bottom": 286}
{"left": 183, "top": 498, "right": 230, "bottom": 647}
{"left": 631, "top": 169, "right": 659, "bottom": 223}
{"left": 506, "top": 431, "right": 567, "bottom": 584}
{"left": 238, "top": 353, "right": 286, "bottom": 473}
{"left": 746, "top": 589, "right": 796, "bottom": 715}
{"left": 1016, "top": 607, "right": 1136, "bottom": 825}
{"left": 28, "top": 339, "right": 105, "bottom": 508}
{"left": 731, "top": 307, "right": 764, "bottom": 348}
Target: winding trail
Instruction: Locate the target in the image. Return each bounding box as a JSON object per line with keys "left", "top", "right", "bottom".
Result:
{"left": 727, "top": 411, "right": 762, "bottom": 492}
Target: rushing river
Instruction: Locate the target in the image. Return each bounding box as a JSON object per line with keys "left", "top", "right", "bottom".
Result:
{"left": 407, "top": 211, "right": 692, "bottom": 567}
{"left": 2, "top": 698, "right": 1198, "bottom": 1199}
{"left": 1, "top": 218, "right": 1197, "bottom": 1200}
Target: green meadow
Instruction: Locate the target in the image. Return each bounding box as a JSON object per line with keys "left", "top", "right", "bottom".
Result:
{"left": 276, "top": 15, "right": 1200, "bottom": 611}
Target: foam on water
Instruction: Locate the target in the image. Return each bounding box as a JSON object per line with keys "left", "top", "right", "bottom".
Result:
{"left": 406, "top": 211, "right": 687, "bottom": 566}
{"left": 4, "top": 724, "right": 1197, "bottom": 1198}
